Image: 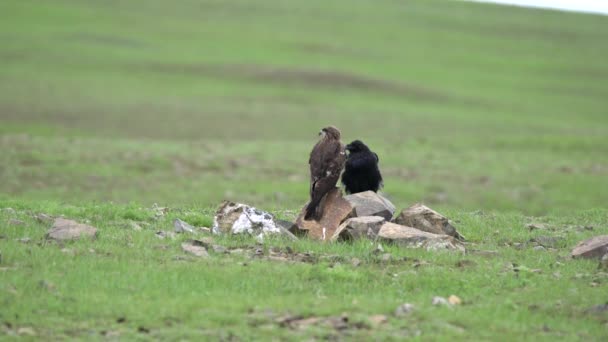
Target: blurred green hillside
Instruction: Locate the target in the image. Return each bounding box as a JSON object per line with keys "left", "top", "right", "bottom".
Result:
{"left": 1, "top": 0, "right": 607, "bottom": 214}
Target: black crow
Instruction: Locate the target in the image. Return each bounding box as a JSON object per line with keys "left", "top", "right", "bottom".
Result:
{"left": 341, "top": 140, "right": 383, "bottom": 194}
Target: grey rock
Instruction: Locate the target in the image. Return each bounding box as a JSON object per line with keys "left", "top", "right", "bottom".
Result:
{"left": 599, "top": 253, "right": 608, "bottom": 270}
{"left": 531, "top": 236, "right": 563, "bottom": 248}
{"left": 432, "top": 296, "right": 450, "bottom": 306}
{"left": 331, "top": 216, "right": 385, "bottom": 241}
{"left": 155, "top": 231, "right": 176, "bottom": 240}
{"left": 344, "top": 191, "right": 395, "bottom": 220}
{"left": 585, "top": 303, "right": 608, "bottom": 314}
{"left": 34, "top": 213, "right": 54, "bottom": 224}
{"left": 381, "top": 253, "right": 392, "bottom": 262}
{"left": 8, "top": 219, "right": 25, "bottom": 226}
{"left": 2, "top": 208, "right": 16, "bottom": 215}
{"left": 127, "top": 221, "right": 143, "bottom": 231}
{"left": 46, "top": 218, "right": 98, "bottom": 241}
{"left": 378, "top": 222, "right": 465, "bottom": 253}
{"left": 533, "top": 246, "right": 546, "bottom": 251}
{"left": 393, "top": 203, "right": 464, "bottom": 240}
{"left": 174, "top": 218, "right": 195, "bottom": 233}
{"left": 213, "top": 201, "right": 296, "bottom": 240}
{"left": 351, "top": 258, "right": 361, "bottom": 267}
{"left": 212, "top": 245, "right": 228, "bottom": 254}
{"left": 181, "top": 240, "right": 209, "bottom": 257}
{"left": 571, "top": 235, "right": 608, "bottom": 259}
{"left": 394, "top": 303, "right": 415, "bottom": 316}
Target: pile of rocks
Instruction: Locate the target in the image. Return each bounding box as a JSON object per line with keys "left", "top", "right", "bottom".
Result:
{"left": 212, "top": 189, "right": 465, "bottom": 252}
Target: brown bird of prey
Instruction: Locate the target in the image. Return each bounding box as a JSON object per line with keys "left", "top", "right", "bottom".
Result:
{"left": 305, "top": 126, "right": 346, "bottom": 220}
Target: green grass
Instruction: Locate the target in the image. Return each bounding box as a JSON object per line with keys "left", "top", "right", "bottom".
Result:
{"left": 1, "top": 0, "right": 608, "bottom": 339}
{"left": 1, "top": 202, "right": 607, "bottom": 340}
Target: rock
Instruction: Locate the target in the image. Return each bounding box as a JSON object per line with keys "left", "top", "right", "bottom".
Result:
{"left": 599, "top": 254, "right": 608, "bottom": 270}
{"left": 155, "top": 231, "right": 176, "bottom": 239}
{"left": 351, "top": 258, "right": 361, "bottom": 267}
{"left": 294, "top": 188, "right": 354, "bottom": 241}
{"left": 394, "top": 303, "right": 415, "bottom": 316}
{"left": 571, "top": 235, "right": 608, "bottom": 259}
{"left": 368, "top": 314, "right": 388, "bottom": 326}
{"left": 585, "top": 303, "right": 608, "bottom": 314}
{"left": 381, "top": 253, "right": 392, "bottom": 262}
{"left": 393, "top": 203, "right": 464, "bottom": 240}
{"left": 34, "top": 213, "right": 53, "bottom": 224}
{"left": 533, "top": 246, "right": 546, "bottom": 251}
{"left": 8, "top": 219, "right": 25, "bottom": 226}
{"left": 181, "top": 240, "right": 209, "bottom": 257}
{"left": 212, "top": 245, "right": 228, "bottom": 254}
{"left": 448, "top": 295, "right": 462, "bottom": 305}
{"left": 213, "top": 201, "right": 296, "bottom": 240}
{"left": 432, "top": 296, "right": 450, "bottom": 306}
{"left": 344, "top": 191, "right": 395, "bottom": 220}
{"left": 2, "top": 208, "right": 16, "bottom": 215}
{"left": 331, "top": 216, "right": 385, "bottom": 241}
{"left": 174, "top": 218, "right": 196, "bottom": 233}
{"left": 531, "top": 236, "right": 563, "bottom": 248}
{"left": 46, "top": 218, "right": 98, "bottom": 241}
{"left": 17, "top": 327, "right": 36, "bottom": 336}
{"left": 127, "top": 221, "right": 143, "bottom": 231}
{"left": 377, "top": 222, "right": 465, "bottom": 252}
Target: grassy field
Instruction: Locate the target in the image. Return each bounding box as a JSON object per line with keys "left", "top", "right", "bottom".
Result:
{"left": 1, "top": 0, "right": 608, "bottom": 339}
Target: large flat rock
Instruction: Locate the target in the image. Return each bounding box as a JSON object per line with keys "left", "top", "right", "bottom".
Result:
{"left": 393, "top": 203, "right": 464, "bottom": 240}
{"left": 295, "top": 188, "right": 354, "bottom": 241}
{"left": 344, "top": 191, "right": 395, "bottom": 220}
{"left": 378, "top": 222, "right": 465, "bottom": 252}
{"left": 46, "top": 218, "right": 98, "bottom": 241}
{"left": 571, "top": 235, "right": 608, "bottom": 259}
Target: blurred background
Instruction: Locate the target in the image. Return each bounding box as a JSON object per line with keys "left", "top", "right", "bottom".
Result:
{"left": 1, "top": 0, "right": 607, "bottom": 215}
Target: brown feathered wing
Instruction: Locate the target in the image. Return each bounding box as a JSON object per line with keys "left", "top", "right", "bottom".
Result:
{"left": 305, "top": 138, "right": 346, "bottom": 220}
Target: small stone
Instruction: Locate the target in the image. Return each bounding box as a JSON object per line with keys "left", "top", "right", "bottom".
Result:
{"left": 155, "top": 231, "right": 176, "bottom": 240}
{"left": 571, "top": 235, "right": 608, "bottom": 259}
{"left": 381, "top": 253, "right": 392, "bottom": 262}
{"left": 174, "top": 218, "right": 195, "bottom": 233}
{"left": 393, "top": 203, "right": 464, "bottom": 240}
{"left": 394, "top": 303, "right": 415, "bottom": 316}
{"left": 128, "top": 221, "right": 142, "bottom": 231}
{"left": 34, "top": 213, "right": 53, "bottom": 224}
{"left": 368, "top": 314, "right": 388, "bottom": 326}
{"left": 533, "top": 246, "right": 546, "bottom": 251}
{"left": 599, "top": 254, "right": 608, "bottom": 270}
{"left": 212, "top": 245, "right": 228, "bottom": 254}
{"left": 181, "top": 240, "right": 209, "bottom": 258}
{"left": 585, "top": 303, "right": 608, "bottom": 314}
{"left": 432, "top": 296, "right": 450, "bottom": 306}
{"left": 448, "top": 295, "right": 462, "bottom": 305}
{"left": 2, "top": 208, "right": 16, "bottom": 215}
{"left": 46, "top": 218, "right": 98, "bottom": 241}
{"left": 17, "top": 327, "right": 36, "bottom": 336}
{"left": 351, "top": 258, "right": 361, "bottom": 267}
{"left": 531, "top": 236, "right": 562, "bottom": 248}
{"left": 8, "top": 219, "right": 25, "bottom": 226}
